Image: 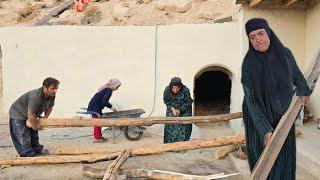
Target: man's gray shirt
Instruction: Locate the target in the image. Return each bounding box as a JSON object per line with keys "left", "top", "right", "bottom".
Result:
{"left": 9, "top": 88, "right": 55, "bottom": 120}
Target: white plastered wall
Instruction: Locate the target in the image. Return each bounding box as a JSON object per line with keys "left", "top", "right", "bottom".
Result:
{"left": 0, "top": 23, "right": 243, "bottom": 138}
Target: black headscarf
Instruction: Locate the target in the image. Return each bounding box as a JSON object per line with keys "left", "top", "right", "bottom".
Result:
{"left": 241, "top": 18, "right": 294, "bottom": 118}
{"left": 164, "top": 77, "right": 184, "bottom": 101}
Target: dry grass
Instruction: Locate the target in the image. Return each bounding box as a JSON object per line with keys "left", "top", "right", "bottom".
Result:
{"left": 0, "top": 0, "right": 6, "bottom": 8}
{"left": 84, "top": 5, "right": 101, "bottom": 17}
{"left": 17, "top": 3, "right": 46, "bottom": 22}
{"left": 17, "top": 6, "right": 33, "bottom": 20}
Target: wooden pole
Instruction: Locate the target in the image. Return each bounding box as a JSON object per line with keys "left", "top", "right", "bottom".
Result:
{"left": 123, "top": 169, "right": 240, "bottom": 180}
{"left": 0, "top": 152, "right": 121, "bottom": 166}
{"left": 38, "top": 112, "right": 243, "bottom": 128}
{"left": 103, "top": 149, "right": 131, "bottom": 180}
{"left": 84, "top": 167, "right": 241, "bottom": 179}
{"left": 249, "top": 0, "right": 262, "bottom": 7}
{"left": 0, "top": 135, "right": 245, "bottom": 166}
{"left": 214, "top": 145, "right": 238, "bottom": 160}
{"left": 102, "top": 150, "right": 125, "bottom": 180}
{"left": 49, "top": 146, "right": 112, "bottom": 155}
{"left": 250, "top": 50, "right": 320, "bottom": 180}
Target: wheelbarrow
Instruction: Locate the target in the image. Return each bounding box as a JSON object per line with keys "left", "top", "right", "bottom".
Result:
{"left": 77, "top": 108, "right": 145, "bottom": 143}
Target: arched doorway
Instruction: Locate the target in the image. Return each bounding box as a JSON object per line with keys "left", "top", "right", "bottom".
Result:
{"left": 194, "top": 66, "right": 232, "bottom": 116}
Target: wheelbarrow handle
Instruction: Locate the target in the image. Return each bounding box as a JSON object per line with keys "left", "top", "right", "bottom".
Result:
{"left": 76, "top": 111, "right": 101, "bottom": 117}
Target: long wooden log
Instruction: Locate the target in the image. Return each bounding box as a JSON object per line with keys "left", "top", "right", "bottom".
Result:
{"left": 38, "top": 112, "right": 243, "bottom": 128}
{"left": 49, "top": 146, "right": 113, "bottom": 155}
{"left": 0, "top": 135, "right": 245, "bottom": 166}
{"left": 103, "top": 149, "right": 131, "bottom": 180}
{"left": 34, "top": 0, "right": 74, "bottom": 26}
{"left": 283, "top": 0, "right": 299, "bottom": 6}
{"left": 0, "top": 152, "right": 121, "bottom": 166}
{"left": 124, "top": 169, "right": 240, "bottom": 180}
{"left": 249, "top": 0, "right": 262, "bottom": 7}
{"left": 214, "top": 144, "right": 238, "bottom": 160}
{"left": 103, "top": 150, "right": 125, "bottom": 180}
{"left": 84, "top": 167, "right": 240, "bottom": 179}
{"left": 250, "top": 50, "right": 320, "bottom": 180}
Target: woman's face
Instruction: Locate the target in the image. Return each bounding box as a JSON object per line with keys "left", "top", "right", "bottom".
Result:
{"left": 171, "top": 86, "right": 181, "bottom": 94}
{"left": 112, "top": 85, "right": 120, "bottom": 91}
{"left": 249, "top": 28, "right": 270, "bottom": 53}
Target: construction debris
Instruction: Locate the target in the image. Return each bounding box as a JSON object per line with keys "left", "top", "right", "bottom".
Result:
{"left": 0, "top": 135, "right": 245, "bottom": 166}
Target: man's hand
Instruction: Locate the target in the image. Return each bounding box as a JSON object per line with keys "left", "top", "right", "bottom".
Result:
{"left": 264, "top": 132, "right": 272, "bottom": 147}
{"left": 26, "top": 118, "right": 39, "bottom": 131}
{"left": 301, "top": 96, "right": 310, "bottom": 106}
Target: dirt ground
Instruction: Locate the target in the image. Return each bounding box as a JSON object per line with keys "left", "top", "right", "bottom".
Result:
{"left": 0, "top": 0, "right": 240, "bottom": 27}
{"left": 0, "top": 120, "right": 243, "bottom": 179}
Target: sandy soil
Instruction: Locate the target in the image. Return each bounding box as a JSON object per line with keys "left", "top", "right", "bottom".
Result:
{"left": 0, "top": 122, "right": 242, "bottom": 179}
{"left": 0, "top": 0, "right": 240, "bottom": 27}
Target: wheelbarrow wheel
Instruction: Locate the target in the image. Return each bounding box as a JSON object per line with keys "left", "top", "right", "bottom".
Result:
{"left": 124, "top": 126, "right": 143, "bottom": 141}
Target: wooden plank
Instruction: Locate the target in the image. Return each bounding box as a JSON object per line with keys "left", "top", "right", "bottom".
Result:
{"left": 38, "top": 112, "right": 243, "bottom": 128}
{"left": 249, "top": 0, "right": 262, "bottom": 7}
{"left": 103, "top": 149, "right": 131, "bottom": 180}
{"left": 0, "top": 135, "right": 245, "bottom": 166}
{"left": 0, "top": 152, "right": 121, "bottom": 166}
{"left": 102, "top": 150, "right": 125, "bottom": 180}
{"left": 250, "top": 50, "right": 320, "bottom": 180}
{"left": 214, "top": 145, "right": 238, "bottom": 159}
{"left": 84, "top": 167, "right": 241, "bottom": 179}
{"left": 49, "top": 146, "right": 113, "bottom": 155}
{"left": 283, "top": 0, "right": 299, "bottom": 6}
{"left": 34, "top": 0, "right": 74, "bottom": 26}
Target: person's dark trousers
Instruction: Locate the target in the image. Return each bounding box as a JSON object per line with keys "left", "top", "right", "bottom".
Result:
{"left": 9, "top": 118, "right": 44, "bottom": 157}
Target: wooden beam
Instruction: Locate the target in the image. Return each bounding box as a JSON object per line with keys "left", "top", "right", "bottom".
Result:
{"left": 34, "top": 0, "right": 74, "bottom": 26}
{"left": 38, "top": 112, "right": 243, "bottom": 128}
{"left": 214, "top": 145, "right": 238, "bottom": 160}
{"left": 103, "top": 149, "right": 131, "bottom": 180}
{"left": 102, "top": 151, "right": 124, "bottom": 180}
{"left": 84, "top": 167, "right": 241, "bottom": 179}
{"left": 0, "top": 152, "right": 121, "bottom": 166}
{"left": 283, "top": 0, "right": 299, "bottom": 6}
{"left": 49, "top": 146, "right": 113, "bottom": 155}
{"left": 125, "top": 170, "right": 240, "bottom": 179}
{"left": 0, "top": 135, "right": 245, "bottom": 166}
{"left": 250, "top": 50, "right": 320, "bottom": 180}
{"left": 249, "top": 0, "right": 262, "bottom": 7}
